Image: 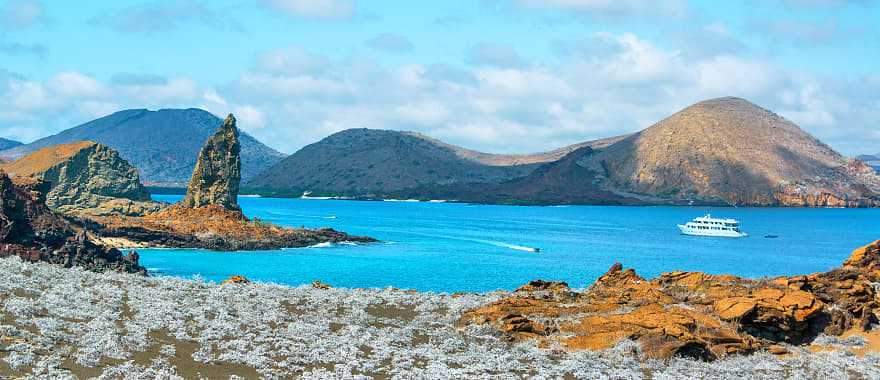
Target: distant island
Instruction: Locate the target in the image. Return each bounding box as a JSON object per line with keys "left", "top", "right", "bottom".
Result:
{"left": 249, "top": 97, "right": 880, "bottom": 207}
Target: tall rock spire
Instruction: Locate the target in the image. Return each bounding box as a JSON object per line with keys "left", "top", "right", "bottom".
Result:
{"left": 180, "top": 114, "right": 241, "bottom": 211}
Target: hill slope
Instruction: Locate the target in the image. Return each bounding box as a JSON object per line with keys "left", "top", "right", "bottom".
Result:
{"left": 0, "top": 138, "right": 22, "bottom": 151}
{"left": 247, "top": 128, "right": 625, "bottom": 195}
{"left": 0, "top": 109, "right": 285, "bottom": 186}
{"left": 405, "top": 145, "right": 639, "bottom": 205}
{"left": 585, "top": 97, "right": 880, "bottom": 206}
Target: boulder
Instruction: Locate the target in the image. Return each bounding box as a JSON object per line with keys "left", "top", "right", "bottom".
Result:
{"left": 222, "top": 275, "right": 250, "bottom": 285}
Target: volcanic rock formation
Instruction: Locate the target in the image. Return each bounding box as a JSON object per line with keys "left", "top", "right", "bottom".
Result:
{"left": 1, "top": 141, "right": 163, "bottom": 216}
{"left": 0, "top": 171, "right": 145, "bottom": 274}
{"left": 459, "top": 240, "right": 880, "bottom": 360}
{"left": 180, "top": 114, "right": 241, "bottom": 211}
{"left": 81, "top": 114, "right": 375, "bottom": 251}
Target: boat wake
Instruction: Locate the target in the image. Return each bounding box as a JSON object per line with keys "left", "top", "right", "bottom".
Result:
{"left": 373, "top": 229, "right": 540, "bottom": 252}
{"left": 489, "top": 241, "right": 541, "bottom": 252}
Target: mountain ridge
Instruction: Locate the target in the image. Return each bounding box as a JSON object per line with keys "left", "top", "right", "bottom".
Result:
{"left": 0, "top": 137, "right": 22, "bottom": 151}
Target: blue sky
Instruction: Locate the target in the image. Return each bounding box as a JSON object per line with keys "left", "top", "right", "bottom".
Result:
{"left": 1, "top": 0, "right": 878, "bottom": 155}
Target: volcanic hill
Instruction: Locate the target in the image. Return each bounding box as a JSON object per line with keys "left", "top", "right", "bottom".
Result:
{"left": 248, "top": 128, "right": 626, "bottom": 196}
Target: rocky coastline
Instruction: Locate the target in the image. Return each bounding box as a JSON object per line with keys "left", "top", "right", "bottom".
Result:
{"left": 459, "top": 240, "right": 880, "bottom": 361}
{"left": 71, "top": 114, "right": 376, "bottom": 251}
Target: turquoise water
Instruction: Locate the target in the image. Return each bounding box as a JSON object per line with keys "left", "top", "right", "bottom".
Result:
{"left": 139, "top": 195, "right": 880, "bottom": 292}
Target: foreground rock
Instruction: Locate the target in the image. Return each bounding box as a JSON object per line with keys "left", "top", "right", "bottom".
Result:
{"left": 79, "top": 113, "right": 376, "bottom": 250}
{"left": 0, "top": 171, "right": 144, "bottom": 274}
{"left": 2, "top": 256, "right": 878, "bottom": 378}
{"left": 1, "top": 141, "right": 163, "bottom": 216}
{"left": 459, "top": 240, "right": 880, "bottom": 361}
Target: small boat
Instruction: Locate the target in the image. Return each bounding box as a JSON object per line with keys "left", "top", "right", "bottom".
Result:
{"left": 764, "top": 234, "right": 779, "bottom": 239}
{"left": 677, "top": 214, "right": 748, "bottom": 238}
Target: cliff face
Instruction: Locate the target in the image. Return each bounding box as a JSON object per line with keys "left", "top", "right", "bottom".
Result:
{"left": 586, "top": 97, "right": 880, "bottom": 207}
{"left": 180, "top": 114, "right": 241, "bottom": 211}
{"left": 1, "top": 141, "right": 163, "bottom": 216}
{"left": 0, "top": 172, "right": 145, "bottom": 274}
{"left": 0, "top": 108, "right": 285, "bottom": 186}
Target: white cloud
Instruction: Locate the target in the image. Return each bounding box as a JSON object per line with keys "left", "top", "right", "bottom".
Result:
{"left": 49, "top": 71, "right": 108, "bottom": 98}
{"left": 260, "top": 0, "right": 355, "bottom": 20}
{"left": 233, "top": 105, "right": 267, "bottom": 131}
{"left": 1, "top": 33, "right": 878, "bottom": 155}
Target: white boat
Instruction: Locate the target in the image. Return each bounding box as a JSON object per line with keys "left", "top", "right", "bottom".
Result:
{"left": 677, "top": 214, "right": 748, "bottom": 238}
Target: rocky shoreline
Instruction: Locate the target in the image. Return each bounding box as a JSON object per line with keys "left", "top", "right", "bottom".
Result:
{"left": 1, "top": 255, "right": 879, "bottom": 379}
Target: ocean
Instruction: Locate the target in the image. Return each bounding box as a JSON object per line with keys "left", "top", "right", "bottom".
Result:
{"left": 139, "top": 195, "right": 880, "bottom": 292}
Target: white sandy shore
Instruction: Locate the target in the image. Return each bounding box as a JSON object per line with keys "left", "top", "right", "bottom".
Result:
{"left": 1, "top": 257, "right": 879, "bottom": 379}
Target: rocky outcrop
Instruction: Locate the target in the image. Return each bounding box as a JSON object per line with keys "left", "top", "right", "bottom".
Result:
{"left": 79, "top": 113, "right": 377, "bottom": 251}
{"left": 1, "top": 141, "right": 163, "bottom": 216}
{"left": 180, "top": 114, "right": 241, "bottom": 211}
{"left": 459, "top": 241, "right": 880, "bottom": 360}
{"left": 0, "top": 171, "right": 145, "bottom": 274}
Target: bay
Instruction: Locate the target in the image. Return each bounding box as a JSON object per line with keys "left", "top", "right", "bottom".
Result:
{"left": 138, "top": 195, "right": 880, "bottom": 292}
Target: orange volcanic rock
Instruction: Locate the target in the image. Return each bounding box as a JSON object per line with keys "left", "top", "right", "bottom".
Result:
{"left": 459, "top": 241, "right": 880, "bottom": 360}
{"left": 222, "top": 275, "right": 250, "bottom": 285}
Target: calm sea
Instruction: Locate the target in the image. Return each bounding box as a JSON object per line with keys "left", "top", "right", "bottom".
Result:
{"left": 139, "top": 195, "right": 880, "bottom": 292}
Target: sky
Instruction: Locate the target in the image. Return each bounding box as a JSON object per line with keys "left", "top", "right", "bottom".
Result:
{"left": 0, "top": 0, "right": 878, "bottom": 155}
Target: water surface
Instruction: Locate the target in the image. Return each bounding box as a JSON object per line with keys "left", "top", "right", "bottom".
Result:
{"left": 139, "top": 195, "right": 880, "bottom": 292}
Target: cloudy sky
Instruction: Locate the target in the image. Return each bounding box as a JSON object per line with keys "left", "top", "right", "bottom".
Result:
{"left": 1, "top": 0, "right": 878, "bottom": 155}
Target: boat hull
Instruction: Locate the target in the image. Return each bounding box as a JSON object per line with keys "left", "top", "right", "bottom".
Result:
{"left": 677, "top": 224, "right": 748, "bottom": 238}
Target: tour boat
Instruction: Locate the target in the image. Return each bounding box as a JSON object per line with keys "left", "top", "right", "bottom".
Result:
{"left": 677, "top": 214, "right": 748, "bottom": 238}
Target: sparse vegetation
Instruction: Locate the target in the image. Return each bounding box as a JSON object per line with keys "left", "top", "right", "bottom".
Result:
{"left": 2, "top": 257, "right": 879, "bottom": 379}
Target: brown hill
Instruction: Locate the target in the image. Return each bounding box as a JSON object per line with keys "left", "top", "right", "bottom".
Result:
{"left": 585, "top": 97, "right": 880, "bottom": 206}
{"left": 1, "top": 141, "right": 163, "bottom": 216}
{"left": 248, "top": 128, "right": 627, "bottom": 196}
